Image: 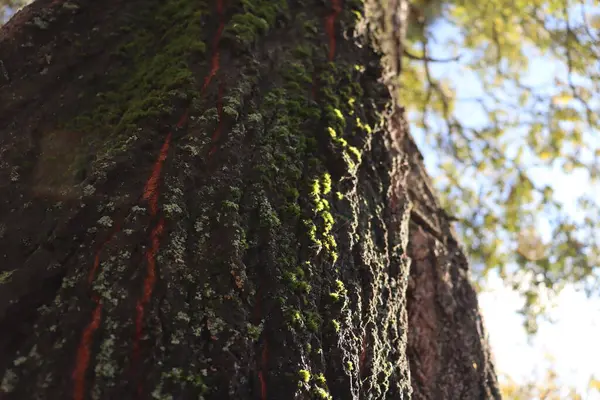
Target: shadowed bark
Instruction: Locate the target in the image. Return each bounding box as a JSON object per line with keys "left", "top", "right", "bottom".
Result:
{"left": 0, "top": 0, "right": 501, "bottom": 399}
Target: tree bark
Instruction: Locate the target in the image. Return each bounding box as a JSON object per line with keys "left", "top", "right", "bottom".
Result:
{"left": 0, "top": 0, "right": 501, "bottom": 399}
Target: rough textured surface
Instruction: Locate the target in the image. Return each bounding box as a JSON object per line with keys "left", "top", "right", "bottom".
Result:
{"left": 0, "top": 0, "right": 500, "bottom": 399}
{"left": 401, "top": 125, "right": 501, "bottom": 400}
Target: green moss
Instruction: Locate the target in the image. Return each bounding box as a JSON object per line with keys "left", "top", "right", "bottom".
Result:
{"left": 294, "top": 266, "right": 305, "bottom": 279}
{"left": 247, "top": 112, "right": 263, "bottom": 124}
{"left": 296, "top": 281, "right": 311, "bottom": 294}
{"left": 223, "top": 13, "right": 269, "bottom": 46}
{"left": 310, "top": 179, "right": 321, "bottom": 198}
{"left": 0, "top": 269, "right": 15, "bottom": 284}
{"left": 240, "top": 0, "right": 285, "bottom": 25}
{"left": 247, "top": 323, "right": 263, "bottom": 340}
{"left": 230, "top": 186, "right": 243, "bottom": 201}
{"left": 223, "top": 0, "right": 288, "bottom": 47}
{"left": 315, "top": 199, "right": 326, "bottom": 213}
{"left": 336, "top": 137, "right": 349, "bottom": 147}
{"left": 356, "top": 117, "right": 372, "bottom": 134}
{"left": 331, "top": 320, "right": 340, "bottom": 333}
{"left": 302, "top": 19, "right": 319, "bottom": 35}
{"left": 304, "top": 219, "right": 322, "bottom": 248}
{"left": 321, "top": 173, "right": 332, "bottom": 195}
{"left": 64, "top": 0, "right": 208, "bottom": 162}
{"left": 298, "top": 369, "right": 311, "bottom": 383}
{"left": 222, "top": 105, "right": 239, "bottom": 120}
{"left": 322, "top": 211, "right": 334, "bottom": 234}
{"left": 305, "top": 311, "right": 322, "bottom": 333}
{"left": 327, "top": 126, "right": 337, "bottom": 138}
{"left": 222, "top": 200, "right": 239, "bottom": 211}
{"left": 293, "top": 44, "right": 313, "bottom": 58}
{"left": 314, "top": 373, "right": 326, "bottom": 386}
{"left": 329, "top": 279, "right": 347, "bottom": 302}
{"left": 258, "top": 197, "right": 281, "bottom": 228}
{"left": 282, "top": 61, "right": 313, "bottom": 85}
{"left": 342, "top": 151, "right": 357, "bottom": 173}
{"left": 162, "top": 368, "right": 208, "bottom": 393}
{"left": 287, "top": 309, "right": 303, "bottom": 326}
{"left": 285, "top": 203, "right": 301, "bottom": 217}
{"left": 347, "top": 146, "right": 362, "bottom": 161}
{"left": 347, "top": 97, "right": 356, "bottom": 110}
{"left": 313, "top": 387, "right": 333, "bottom": 399}
{"left": 284, "top": 186, "right": 300, "bottom": 200}
{"left": 283, "top": 270, "right": 311, "bottom": 294}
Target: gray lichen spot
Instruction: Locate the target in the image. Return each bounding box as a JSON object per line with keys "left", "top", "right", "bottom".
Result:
{"left": 0, "top": 369, "right": 18, "bottom": 393}
{"left": 62, "top": 2, "right": 80, "bottom": 10}
{"left": 181, "top": 142, "right": 201, "bottom": 156}
{"left": 151, "top": 382, "right": 173, "bottom": 400}
{"left": 247, "top": 322, "right": 263, "bottom": 340}
{"left": 247, "top": 113, "right": 262, "bottom": 125}
{"left": 131, "top": 205, "right": 146, "bottom": 213}
{"left": 97, "top": 216, "right": 113, "bottom": 227}
{"left": 163, "top": 203, "right": 183, "bottom": 215}
{"left": 194, "top": 215, "right": 209, "bottom": 233}
{"left": 10, "top": 167, "right": 19, "bottom": 182}
{"left": 176, "top": 311, "right": 191, "bottom": 323}
{"left": 13, "top": 356, "right": 27, "bottom": 366}
{"left": 92, "top": 319, "right": 120, "bottom": 400}
{"left": 32, "top": 17, "right": 50, "bottom": 29}
{"left": 0, "top": 269, "right": 15, "bottom": 284}
{"left": 166, "top": 231, "right": 187, "bottom": 266}
{"left": 222, "top": 105, "right": 239, "bottom": 120}
{"left": 105, "top": 201, "right": 115, "bottom": 212}
{"left": 206, "top": 314, "right": 226, "bottom": 336}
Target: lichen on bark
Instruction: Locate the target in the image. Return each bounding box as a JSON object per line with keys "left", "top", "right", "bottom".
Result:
{"left": 0, "top": 0, "right": 500, "bottom": 399}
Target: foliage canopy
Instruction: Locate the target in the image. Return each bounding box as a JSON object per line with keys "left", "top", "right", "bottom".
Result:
{"left": 401, "top": 0, "right": 600, "bottom": 334}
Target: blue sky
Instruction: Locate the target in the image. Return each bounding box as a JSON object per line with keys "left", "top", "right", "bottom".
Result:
{"left": 480, "top": 272, "right": 600, "bottom": 397}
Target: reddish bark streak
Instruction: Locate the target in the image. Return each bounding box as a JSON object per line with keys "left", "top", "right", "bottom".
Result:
{"left": 202, "top": 0, "right": 225, "bottom": 94}
{"left": 311, "top": 71, "right": 318, "bottom": 101}
{"left": 142, "top": 133, "right": 172, "bottom": 215}
{"left": 74, "top": 0, "right": 229, "bottom": 397}
{"left": 72, "top": 302, "right": 103, "bottom": 400}
{"left": 132, "top": 219, "right": 165, "bottom": 363}
{"left": 204, "top": 0, "right": 226, "bottom": 158}
{"left": 252, "top": 289, "right": 261, "bottom": 323}
{"left": 87, "top": 225, "right": 121, "bottom": 284}
{"left": 176, "top": 108, "right": 189, "bottom": 128}
{"left": 258, "top": 343, "right": 269, "bottom": 400}
{"left": 325, "top": 0, "right": 342, "bottom": 61}
{"left": 359, "top": 332, "right": 367, "bottom": 373}
{"left": 73, "top": 224, "right": 122, "bottom": 398}
{"left": 211, "top": 83, "right": 225, "bottom": 142}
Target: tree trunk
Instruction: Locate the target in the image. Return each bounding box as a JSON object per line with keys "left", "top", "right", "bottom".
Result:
{"left": 0, "top": 0, "right": 501, "bottom": 399}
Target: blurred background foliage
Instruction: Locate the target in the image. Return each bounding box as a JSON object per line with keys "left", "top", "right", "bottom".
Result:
{"left": 499, "top": 353, "right": 600, "bottom": 399}
{"left": 2, "top": 0, "right": 599, "bottom": 334}
{"left": 400, "top": 0, "right": 600, "bottom": 336}
{"left": 0, "top": 0, "right": 26, "bottom": 23}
